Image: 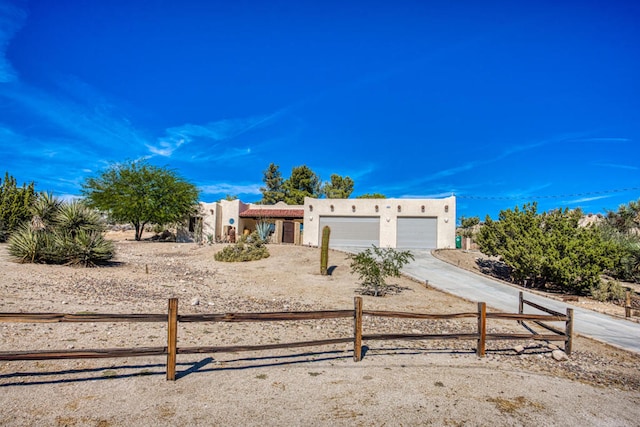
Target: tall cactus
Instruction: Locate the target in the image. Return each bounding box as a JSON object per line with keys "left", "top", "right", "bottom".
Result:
{"left": 320, "top": 225, "right": 331, "bottom": 275}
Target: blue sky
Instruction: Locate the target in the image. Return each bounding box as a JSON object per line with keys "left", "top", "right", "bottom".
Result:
{"left": 1, "top": 0, "right": 638, "bottom": 221}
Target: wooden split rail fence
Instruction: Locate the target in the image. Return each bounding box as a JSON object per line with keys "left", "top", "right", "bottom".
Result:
{"left": 0, "top": 295, "right": 573, "bottom": 381}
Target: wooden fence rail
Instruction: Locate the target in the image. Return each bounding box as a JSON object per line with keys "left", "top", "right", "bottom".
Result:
{"left": 519, "top": 291, "right": 573, "bottom": 354}
{"left": 0, "top": 296, "right": 573, "bottom": 381}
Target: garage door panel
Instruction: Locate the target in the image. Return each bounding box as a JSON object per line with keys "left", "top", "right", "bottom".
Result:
{"left": 397, "top": 217, "right": 437, "bottom": 248}
{"left": 319, "top": 216, "right": 379, "bottom": 247}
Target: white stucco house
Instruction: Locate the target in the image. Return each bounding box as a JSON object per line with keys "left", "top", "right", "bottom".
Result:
{"left": 194, "top": 195, "right": 456, "bottom": 249}
{"left": 195, "top": 200, "right": 304, "bottom": 244}
{"left": 303, "top": 196, "right": 456, "bottom": 249}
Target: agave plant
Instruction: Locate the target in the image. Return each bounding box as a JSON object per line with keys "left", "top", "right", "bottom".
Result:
{"left": 255, "top": 221, "right": 272, "bottom": 242}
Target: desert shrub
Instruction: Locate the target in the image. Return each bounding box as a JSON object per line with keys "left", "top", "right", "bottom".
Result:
{"left": 476, "top": 203, "right": 616, "bottom": 294}
{"left": 590, "top": 280, "right": 626, "bottom": 303}
{"left": 7, "top": 198, "right": 114, "bottom": 266}
{"left": 348, "top": 245, "right": 414, "bottom": 297}
{"left": 214, "top": 232, "right": 270, "bottom": 262}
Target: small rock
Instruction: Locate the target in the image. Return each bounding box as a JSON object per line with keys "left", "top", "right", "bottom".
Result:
{"left": 552, "top": 350, "right": 569, "bottom": 361}
{"left": 191, "top": 298, "right": 200, "bottom": 306}
{"left": 547, "top": 343, "right": 559, "bottom": 350}
{"left": 513, "top": 345, "right": 525, "bottom": 354}
{"left": 411, "top": 329, "right": 421, "bottom": 334}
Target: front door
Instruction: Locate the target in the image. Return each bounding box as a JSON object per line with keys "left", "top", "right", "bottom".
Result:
{"left": 282, "top": 221, "right": 295, "bottom": 244}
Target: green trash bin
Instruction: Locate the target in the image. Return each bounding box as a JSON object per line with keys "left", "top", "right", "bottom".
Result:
{"left": 455, "top": 235, "right": 462, "bottom": 249}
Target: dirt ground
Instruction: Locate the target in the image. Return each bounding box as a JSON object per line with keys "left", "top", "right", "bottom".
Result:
{"left": 1, "top": 232, "right": 639, "bottom": 426}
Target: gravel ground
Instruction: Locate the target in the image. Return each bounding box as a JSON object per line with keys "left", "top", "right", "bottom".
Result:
{"left": 0, "top": 232, "right": 639, "bottom": 426}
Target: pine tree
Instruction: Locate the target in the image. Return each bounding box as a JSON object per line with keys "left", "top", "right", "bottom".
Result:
{"left": 259, "top": 163, "right": 285, "bottom": 204}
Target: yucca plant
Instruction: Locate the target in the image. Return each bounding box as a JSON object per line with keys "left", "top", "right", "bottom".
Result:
{"left": 54, "top": 200, "right": 104, "bottom": 238}
{"left": 63, "top": 230, "right": 115, "bottom": 267}
{"left": 7, "top": 223, "right": 42, "bottom": 263}
{"left": 30, "top": 192, "right": 62, "bottom": 231}
{"left": 8, "top": 196, "right": 114, "bottom": 266}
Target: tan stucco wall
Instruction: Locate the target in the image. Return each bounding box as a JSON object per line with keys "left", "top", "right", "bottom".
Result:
{"left": 303, "top": 196, "right": 456, "bottom": 249}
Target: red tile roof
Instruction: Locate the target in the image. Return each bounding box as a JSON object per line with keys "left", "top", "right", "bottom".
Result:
{"left": 239, "top": 208, "right": 304, "bottom": 218}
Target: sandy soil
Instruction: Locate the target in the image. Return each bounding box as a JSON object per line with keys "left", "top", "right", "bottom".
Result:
{"left": 1, "top": 232, "right": 639, "bottom": 426}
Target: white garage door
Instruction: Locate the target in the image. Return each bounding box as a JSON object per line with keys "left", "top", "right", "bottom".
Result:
{"left": 397, "top": 217, "right": 437, "bottom": 248}
{"left": 319, "top": 216, "right": 380, "bottom": 248}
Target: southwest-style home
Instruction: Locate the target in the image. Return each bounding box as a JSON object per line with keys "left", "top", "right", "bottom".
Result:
{"left": 193, "top": 195, "right": 456, "bottom": 249}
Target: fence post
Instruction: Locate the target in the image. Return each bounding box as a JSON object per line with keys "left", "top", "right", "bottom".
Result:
{"left": 166, "top": 298, "right": 178, "bottom": 381}
{"left": 565, "top": 308, "right": 573, "bottom": 356}
{"left": 518, "top": 291, "right": 524, "bottom": 326}
{"left": 353, "top": 297, "right": 363, "bottom": 362}
{"left": 477, "top": 302, "right": 486, "bottom": 357}
{"left": 626, "top": 290, "right": 632, "bottom": 318}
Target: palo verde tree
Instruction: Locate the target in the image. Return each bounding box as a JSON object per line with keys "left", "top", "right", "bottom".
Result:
{"left": 82, "top": 160, "right": 199, "bottom": 241}
{"left": 322, "top": 174, "right": 354, "bottom": 199}
{"left": 0, "top": 172, "right": 37, "bottom": 241}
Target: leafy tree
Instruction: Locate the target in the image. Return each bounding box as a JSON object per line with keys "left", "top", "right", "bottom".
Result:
{"left": 223, "top": 194, "right": 238, "bottom": 201}
{"left": 356, "top": 193, "right": 386, "bottom": 199}
{"left": 476, "top": 203, "right": 616, "bottom": 294}
{"left": 0, "top": 172, "right": 37, "bottom": 241}
{"left": 282, "top": 165, "right": 321, "bottom": 205}
{"left": 82, "top": 160, "right": 199, "bottom": 241}
{"left": 259, "top": 163, "right": 285, "bottom": 204}
{"left": 322, "top": 174, "right": 354, "bottom": 198}
{"left": 348, "top": 245, "right": 414, "bottom": 296}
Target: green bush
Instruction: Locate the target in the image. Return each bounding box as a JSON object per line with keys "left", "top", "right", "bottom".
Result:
{"left": 214, "top": 232, "right": 270, "bottom": 262}
{"left": 348, "top": 245, "right": 414, "bottom": 297}
{"left": 476, "top": 203, "right": 616, "bottom": 294}
{"left": 590, "top": 280, "right": 626, "bottom": 303}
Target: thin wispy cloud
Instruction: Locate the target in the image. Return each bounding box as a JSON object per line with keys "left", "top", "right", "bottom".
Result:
{"left": 564, "top": 195, "right": 613, "bottom": 204}
{"left": 594, "top": 162, "right": 638, "bottom": 171}
{"left": 149, "top": 111, "right": 285, "bottom": 158}
{"left": 570, "top": 137, "right": 630, "bottom": 143}
{"left": 198, "top": 183, "right": 261, "bottom": 196}
{"left": 0, "top": 1, "right": 26, "bottom": 83}
{"left": 2, "top": 83, "right": 150, "bottom": 151}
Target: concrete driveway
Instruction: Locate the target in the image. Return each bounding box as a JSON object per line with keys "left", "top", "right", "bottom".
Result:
{"left": 401, "top": 250, "right": 640, "bottom": 354}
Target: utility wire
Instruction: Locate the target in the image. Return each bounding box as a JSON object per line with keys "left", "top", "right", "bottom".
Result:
{"left": 457, "top": 187, "right": 640, "bottom": 201}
